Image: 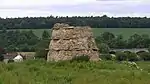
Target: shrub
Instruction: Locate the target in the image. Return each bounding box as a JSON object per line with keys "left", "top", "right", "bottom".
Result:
{"left": 110, "top": 54, "right": 116, "bottom": 61}
{"left": 100, "top": 54, "right": 112, "bottom": 60}
{"left": 8, "top": 59, "right": 14, "bottom": 63}
{"left": 127, "top": 52, "right": 139, "bottom": 61}
{"left": 70, "top": 55, "right": 90, "bottom": 62}
{"left": 35, "top": 49, "right": 48, "bottom": 60}
{"left": 116, "top": 52, "right": 128, "bottom": 61}
{"left": 97, "top": 43, "right": 110, "bottom": 54}
{"left": 138, "top": 52, "right": 150, "bottom": 61}
{"left": 0, "top": 53, "right": 4, "bottom": 61}
{"left": 35, "top": 39, "right": 49, "bottom": 60}
{"left": 109, "top": 51, "right": 116, "bottom": 54}
{"left": 124, "top": 51, "right": 132, "bottom": 54}
{"left": 136, "top": 51, "right": 147, "bottom": 55}
{"left": 148, "top": 46, "right": 150, "bottom": 52}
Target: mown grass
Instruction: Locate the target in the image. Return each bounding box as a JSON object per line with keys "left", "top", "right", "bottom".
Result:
{"left": 9, "top": 28, "right": 150, "bottom": 39}
{"left": 0, "top": 60, "right": 150, "bottom": 84}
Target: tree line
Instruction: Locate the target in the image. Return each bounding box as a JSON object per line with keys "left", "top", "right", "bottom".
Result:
{"left": 95, "top": 32, "right": 150, "bottom": 61}
{"left": 0, "top": 30, "right": 150, "bottom": 53}
{"left": 1, "top": 15, "right": 150, "bottom": 29}
{"left": 96, "top": 32, "right": 150, "bottom": 49}
{"left": 0, "top": 30, "right": 50, "bottom": 52}
{"left": 1, "top": 30, "right": 150, "bottom": 61}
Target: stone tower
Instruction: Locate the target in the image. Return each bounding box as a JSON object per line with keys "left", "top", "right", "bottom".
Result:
{"left": 47, "top": 23, "right": 100, "bottom": 62}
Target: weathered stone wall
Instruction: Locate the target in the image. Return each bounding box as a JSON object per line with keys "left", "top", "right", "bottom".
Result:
{"left": 47, "top": 23, "right": 100, "bottom": 62}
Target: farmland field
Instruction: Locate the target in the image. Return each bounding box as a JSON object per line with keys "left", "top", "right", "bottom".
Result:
{"left": 0, "top": 60, "right": 150, "bottom": 84}
{"left": 10, "top": 28, "right": 150, "bottom": 39}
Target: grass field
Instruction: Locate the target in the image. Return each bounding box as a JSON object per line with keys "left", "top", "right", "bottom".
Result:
{"left": 12, "top": 28, "right": 150, "bottom": 39}
{"left": 0, "top": 60, "right": 150, "bottom": 84}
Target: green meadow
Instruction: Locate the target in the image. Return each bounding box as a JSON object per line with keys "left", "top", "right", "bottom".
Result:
{"left": 0, "top": 60, "right": 150, "bottom": 84}
{"left": 11, "top": 28, "right": 150, "bottom": 39}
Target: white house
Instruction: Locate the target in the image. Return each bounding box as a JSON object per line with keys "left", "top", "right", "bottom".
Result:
{"left": 13, "top": 54, "right": 23, "bottom": 62}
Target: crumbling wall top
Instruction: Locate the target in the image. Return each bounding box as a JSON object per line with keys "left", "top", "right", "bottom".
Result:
{"left": 53, "top": 23, "right": 69, "bottom": 28}
{"left": 53, "top": 23, "right": 91, "bottom": 30}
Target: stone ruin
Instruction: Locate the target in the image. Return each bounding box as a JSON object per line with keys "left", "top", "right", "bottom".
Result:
{"left": 47, "top": 23, "right": 100, "bottom": 62}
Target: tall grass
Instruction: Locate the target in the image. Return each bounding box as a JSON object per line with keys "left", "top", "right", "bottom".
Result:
{"left": 0, "top": 60, "right": 150, "bottom": 84}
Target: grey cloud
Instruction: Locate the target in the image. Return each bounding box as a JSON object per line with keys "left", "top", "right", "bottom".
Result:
{"left": 0, "top": 0, "right": 150, "bottom": 17}
{"left": 45, "top": 2, "right": 150, "bottom": 14}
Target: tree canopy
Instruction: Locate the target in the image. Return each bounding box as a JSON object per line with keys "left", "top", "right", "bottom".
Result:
{"left": 0, "top": 15, "right": 150, "bottom": 29}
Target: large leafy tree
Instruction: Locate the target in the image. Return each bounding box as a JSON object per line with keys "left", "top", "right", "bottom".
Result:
{"left": 97, "top": 43, "right": 110, "bottom": 54}
{"left": 42, "top": 30, "right": 50, "bottom": 40}
{"left": 113, "top": 35, "right": 127, "bottom": 48}
{"left": 127, "top": 34, "right": 145, "bottom": 48}
{"left": 35, "top": 39, "right": 50, "bottom": 60}
{"left": 98, "top": 32, "right": 116, "bottom": 48}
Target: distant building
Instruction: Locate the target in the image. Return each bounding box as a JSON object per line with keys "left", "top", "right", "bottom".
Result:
{"left": 17, "top": 52, "right": 35, "bottom": 60}
{"left": 13, "top": 54, "right": 23, "bottom": 62}
{"left": 3, "top": 52, "right": 18, "bottom": 60}
{"left": 3, "top": 52, "right": 24, "bottom": 63}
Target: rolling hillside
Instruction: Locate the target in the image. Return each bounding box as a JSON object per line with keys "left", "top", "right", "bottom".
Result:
{"left": 10, "top": 28, "right": 150, "bottom": 39}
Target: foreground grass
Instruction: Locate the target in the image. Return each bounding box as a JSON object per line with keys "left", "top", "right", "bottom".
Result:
{"left": 0, "top": 60, "right": 150, "bottom": 84}
{"left": 9, "top": 28, "right": 150, "bottom": 39}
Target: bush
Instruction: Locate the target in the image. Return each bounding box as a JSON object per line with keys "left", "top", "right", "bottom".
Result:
{"left": 138, "top": 52, "right": 150, "bottom": 61}
{"left": 136, "top": 51, "right": 147, "bottom": 55}
{"left": 35, "top": 49, "right": 48, "bottom": 60}
{"left": 100, "top": 54, "right": 112, "bottom": 60}
{"left": 124, "top": 51, "right": 132, "bottom": 54}
{"left": 127, "top": 52, "right": 139, "bottom": 61}
{"left": 0, "top": 53, "right": 4, "bottom": 61}
{"left": 8, "top": 59, "right": 14, "bottom": 63}
{"left": 70, "top": 55, "right": 90, "bottom": 62}
{"left": 148, "top": 46, "right": 150, "bottom": 52}
{"left": 35, "top": 39, "right": 49, "bottom": 60}
{"left": 97, "top": 43, "right": 110, "bottom": 54}
{"left": 109, "top": 51, "right": 116, "bottom": 54}
{"left": 116, "top": 52, "right": 128, "bottom": 61}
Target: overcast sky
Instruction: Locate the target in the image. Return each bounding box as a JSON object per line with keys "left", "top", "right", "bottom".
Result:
{"left": 0, "top": 0, "right": 150, "bottom": 18}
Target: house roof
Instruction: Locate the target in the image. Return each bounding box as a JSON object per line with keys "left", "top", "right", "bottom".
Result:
{"left": 3, "top": 55, "right": 16, "bottom": 59}
{"left": 3, "top": 52, "right": 18, "bottom": 59}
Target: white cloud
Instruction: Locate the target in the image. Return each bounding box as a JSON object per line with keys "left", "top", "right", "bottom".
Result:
{"left": 0, "top": 0, "right": 150, "bottom": 18}
{"left": 1, "top": 0, "right": 93, "bottom": 7}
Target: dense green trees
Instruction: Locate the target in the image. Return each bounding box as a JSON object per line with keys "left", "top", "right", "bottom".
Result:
{"left": 0, "top": 30, "right": 50, "bottom": 59}
{"left": 0, "top": 30, "right": 40, "bottom": 52}
{"left": 35, "top": 39, "right": 50, "bottom": 59}
{"left": 0, "top": 29, "right": 150, "bottom": 61}
{"left": 1, "top": 15, "right": 150, "bottom": 29}
{"left": 42, "top": 30, "right": 50, "bottom": 40}
{"left": 95, "top": 32, "right": 150, "bottom": 61}
{"left": 116, "top": 52, "right": 128, "bottom": 61}
{"left": 95, "top": 32, "right": 150, "bottom": 49}
{"left": 1, "top": 30, "right": 150, "bottom": 53}
{"left": 97, "top": 43, "right": 110, "bottom": 54}
{"left": 35, "top": 32, "right": 50, "bottom": 59}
